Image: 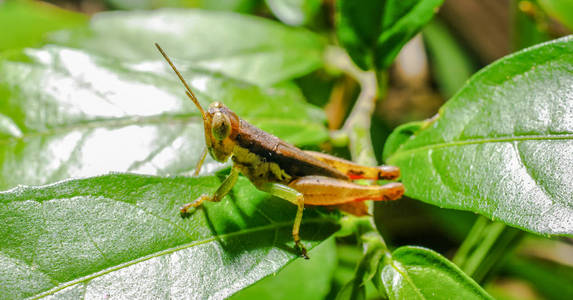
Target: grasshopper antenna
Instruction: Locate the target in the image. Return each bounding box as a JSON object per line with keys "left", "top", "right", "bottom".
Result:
{"left": 155, "top": 43, "right": 206, "bottom": 121}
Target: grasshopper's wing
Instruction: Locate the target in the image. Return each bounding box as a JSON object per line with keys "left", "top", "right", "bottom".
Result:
{"left": 304, "top": 151, "right": 400, "bottom": 180}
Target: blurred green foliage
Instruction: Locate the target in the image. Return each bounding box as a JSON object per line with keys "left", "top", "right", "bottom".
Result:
{"left": 0, "top": 0, "right": 572, "bottom": 299}
{"left": 0, "top": 1, "right": 86, "bottom": 51}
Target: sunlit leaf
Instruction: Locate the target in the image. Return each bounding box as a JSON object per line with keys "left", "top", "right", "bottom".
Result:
{"left": 52, "top": 9, "right": 326, "bottom": 86}
{"left": 377, "top": 246, "right": 493, "bottom": 299}
{"left": 0, "top": 174, "right": 339, "bottom": 299}
{"left": 0, "top": 46, "right": 328, "bottom": 189}
{"left": 384, "top": 36, "right": 573, "bottom": 236}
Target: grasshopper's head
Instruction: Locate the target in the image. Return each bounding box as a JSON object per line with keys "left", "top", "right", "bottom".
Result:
{"left": 203, "top": 102, "right": 239, "bottom": 162}
{"left": 155, "top": 43, "right": 238, "bottom": 163}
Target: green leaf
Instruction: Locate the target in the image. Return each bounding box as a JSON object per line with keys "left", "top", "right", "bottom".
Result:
{"left": 265, "top": 0, "right": 321, "bottom": 26}
{"left": 0, "top": 1, "right": 86, "bottom": 52}
{"left": 0, "top": 173, "right": 339, "bottom": 299}
{"left": 512, "top": 0, "right": 551, "bottom": 51}
{"left": 385, "top": 36, "right": 573, "bottom": 236}
{"left": 199, "top": 0, "right": 259, "bottom": 13}
{"left": 382, "top": 121, "right": 426, "bottom": 162}
{"left": 104, "top": 0, "right": 258, "bottom": 13}
{"left": 423, "top": 20, "right": 475, "bottom": 98}
{"left": 230, "top": 237, "right": 337, "bottom": 300}
{"left": 377, "top": 246, "right": 493, "bottom": 300}
{"left": 336, "top": 232, "right": 386, "bottom": 300}
{"left": 52, "top": 9, "right": 325, "bottom": 86}
{"left": 0, "top": 46, "right": 328, "bottom": 190}
{"left": 538, "top": 0, "right": 573, "bottom": 31}
{"left": 336, "top": 0, "right": 443, "bottom": 70}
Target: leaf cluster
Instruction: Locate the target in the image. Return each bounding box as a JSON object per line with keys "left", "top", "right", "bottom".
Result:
{"left": 0, "top": 0, "right": 572, "bottom": 299}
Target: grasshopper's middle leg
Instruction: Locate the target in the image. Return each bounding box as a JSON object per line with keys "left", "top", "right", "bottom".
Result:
{"left": 180, "top": 166, "right": 240, "bottom": 215}
{"left": 259, "top": 183, "right": 308, "bottom": 259}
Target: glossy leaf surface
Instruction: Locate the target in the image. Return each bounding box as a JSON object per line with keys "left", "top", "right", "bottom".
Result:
{"left": 378, "top": 246, "right": 492, "bottom": 299}
{"left": 384, "top": 36, "right": 573, "bottom": 236}
{"left": 53, "top": 9, "right": 325, "bottom": 86}
{"left": 0, "top": 174, "right": 339, "bottom": 299}
{"left": 336, "top": 0, "right": 443, "bottom": 70}
{"left": 0, "top": 46, "right": 328, "bottom": 189}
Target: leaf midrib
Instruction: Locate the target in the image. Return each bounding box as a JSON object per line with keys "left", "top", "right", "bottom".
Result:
{"left": 32, "top": 217, "right": 335, "bottom": 299}
{"left": 387, "top": 133, "right": 573, "bottom": 163}
{"left": 389, "top": 260, "right": 426, "bottom": 300}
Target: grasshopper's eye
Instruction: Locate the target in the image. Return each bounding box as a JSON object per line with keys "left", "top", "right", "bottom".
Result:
{"left": 211, "top": 112, "right": 231, "bottom": 140}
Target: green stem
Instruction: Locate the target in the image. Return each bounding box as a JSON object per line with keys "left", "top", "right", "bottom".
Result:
{"left": 326, "top": 47, "right": 390, "bottom": 299}
{"left": 325, "top": 46, "right": 379, "bottom": 167}
{"left": 452, "top": 216, "right": 490, "bottom": 266}
{"left": 453, "top": 216, "right": 523, "bottom": 281}
{"left": 463, "top": 221, "right": 506, "bottom": 277}
{"left": 325, "top": 46, "right": 384, "bottom": 216}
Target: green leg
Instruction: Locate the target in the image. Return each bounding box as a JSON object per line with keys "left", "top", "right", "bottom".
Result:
{"left": 181, "top": 166, "right": 240, "bottom": 214}
{"left": 260, "top": 183, "right": 308, "bottom": 259}
{"left": 193, "top": 147, "right": 208, "bottom": 176}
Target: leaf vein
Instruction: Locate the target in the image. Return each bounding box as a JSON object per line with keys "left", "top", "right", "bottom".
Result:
{"left": 387, "top": 134, "right": 573, "bottom": 163}
{"left": 512, "top": 141, "right": 554, "bottom": 203}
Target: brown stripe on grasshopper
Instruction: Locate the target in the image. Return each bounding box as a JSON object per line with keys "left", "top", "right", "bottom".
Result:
{"left": 155, "top": 43, "right": 404, "bottom": 259}
{"left": 233, "top": 120, "right": 348, "bottom": 181}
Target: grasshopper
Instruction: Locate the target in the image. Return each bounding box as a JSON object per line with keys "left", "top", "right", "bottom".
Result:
{"left": 155, "top": 43, "right": 404, "bottom": 258}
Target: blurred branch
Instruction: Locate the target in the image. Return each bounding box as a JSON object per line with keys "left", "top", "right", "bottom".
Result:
{"left": 325, "top": 46, "right": 379, "bottom": 167}
{"left": 325, "top": 47, "right": 391, "bottom": 299}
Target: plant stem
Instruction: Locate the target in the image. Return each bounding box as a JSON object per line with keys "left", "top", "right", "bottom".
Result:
{"left": 325, "top": 46, "right": 379, "bottom": 167}
{"left": 453, "top": 216, "right": 523, "bottom": 281}
{"left": 453, "top": 216, "right": 490, "bottom": 267}
{"left": 325, "top": 47, "right": 388, "bottom": 226}
{"left": 463, "top": 221, "right": 506, "bottom": 277}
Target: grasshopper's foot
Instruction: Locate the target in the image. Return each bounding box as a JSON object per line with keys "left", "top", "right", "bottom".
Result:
{"left": 295, "top": 240, "right": 309, "bottom": 259}
{"left": 180, "top": 194, "right": 210, "bottom": 217}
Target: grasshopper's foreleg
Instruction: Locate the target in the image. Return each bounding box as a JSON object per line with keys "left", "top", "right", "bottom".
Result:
{"left": 180, "top": 166, "right": 240, "bottom": 215}
{"left": 193, "top": 147, "right": 208, "bottom": 176}
{"left": 259, "top": 183, "right": 308, "bottom": 259}
{"left": 304, "top": 151, "right": 400, "bottom": 180}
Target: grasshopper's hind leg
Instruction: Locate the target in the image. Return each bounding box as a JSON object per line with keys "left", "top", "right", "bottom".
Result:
{"left": 288, "top": 176, "right": 404, "bottom": 206}
{"left": 180, "top": 166, "right": 240, "bottom": 215}
{"left": 260, "top": 176, "right": 404, "bottom": 258}
{"left": 260, "top": 183, "right": 308, "bottom": 259}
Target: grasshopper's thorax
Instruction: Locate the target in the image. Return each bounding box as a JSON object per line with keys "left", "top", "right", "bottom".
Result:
{"left": 203, "top": 102, "right": 240, "bottom": 162}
